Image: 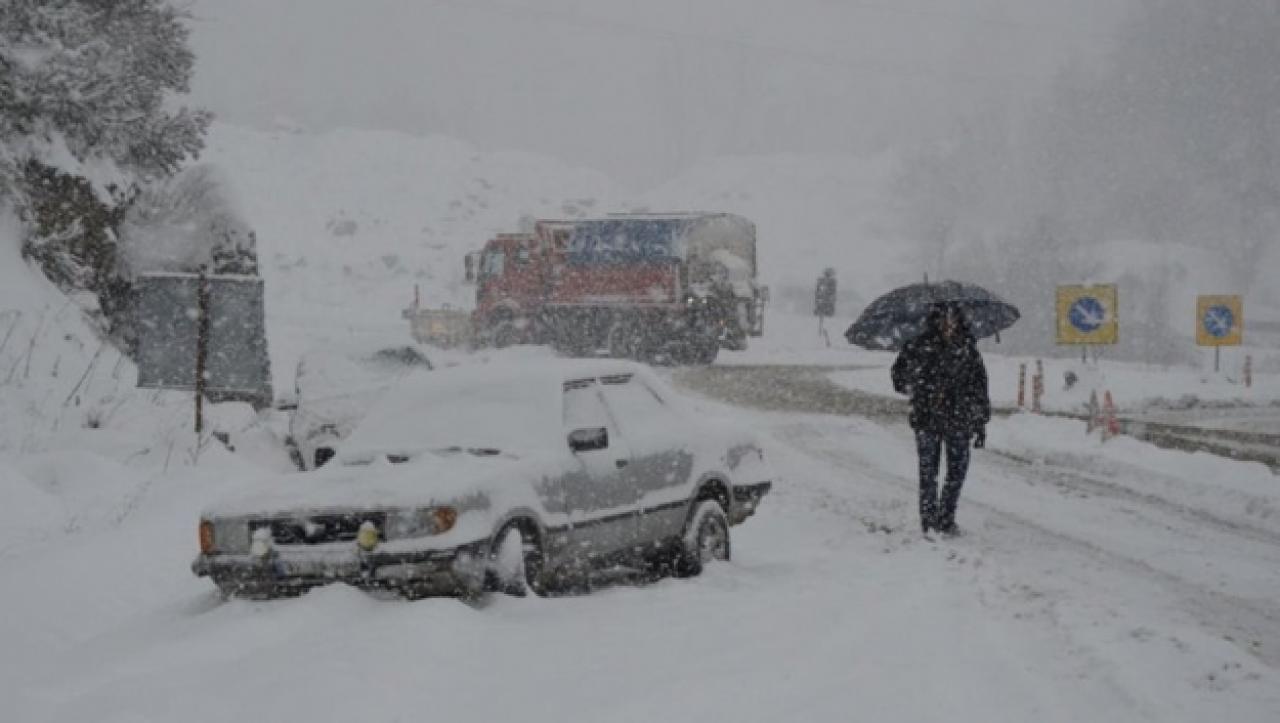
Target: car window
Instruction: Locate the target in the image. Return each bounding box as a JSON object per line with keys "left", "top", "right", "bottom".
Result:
{"left": 600, "top": 376, "right": 673, "bottom": 452}
{"left": 563, "top": 380, "right": 619, "bottom": 437}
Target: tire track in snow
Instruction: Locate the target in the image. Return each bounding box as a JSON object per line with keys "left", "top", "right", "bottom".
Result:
{"left": 676, "top": 365, "right": 1280, "bottom": 667}
{"left": 772, "top": 421, "right": 1280, "bottom": 668}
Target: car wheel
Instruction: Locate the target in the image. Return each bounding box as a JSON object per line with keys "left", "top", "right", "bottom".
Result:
{"left": 674, "top": 500, "right": 731, "bottom": 578}
{"left": 487, "top": 524, "right": 548, "bottom": 597}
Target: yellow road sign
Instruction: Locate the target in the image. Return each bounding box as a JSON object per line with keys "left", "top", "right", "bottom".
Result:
{"left": 1196, "top": 295, "right": 1243, "bottom": 346}
{"left": 1056, "top": 285, "right": 1118, "bottom": 345}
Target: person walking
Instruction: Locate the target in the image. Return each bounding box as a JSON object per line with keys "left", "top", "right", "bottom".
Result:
{"left": 891, "top": 302, "right": 990, "bottom": 536}
{"left": 815, "top": 268, "right": 837, "bottom": 346}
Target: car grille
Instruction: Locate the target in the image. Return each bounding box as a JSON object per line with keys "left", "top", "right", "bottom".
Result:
{"left": 252, "top": 512, "right": 387, "bottom": 546}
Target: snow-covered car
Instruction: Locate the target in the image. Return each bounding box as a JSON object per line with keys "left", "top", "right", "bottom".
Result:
{"left": 285, "top": 343, "right": 433, "bottom": 470}
{"left": 192, "top": 359, "right": 773, "bottom": 598}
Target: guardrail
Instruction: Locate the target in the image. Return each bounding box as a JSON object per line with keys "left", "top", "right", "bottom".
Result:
{"left": 1039, "top": 409, "right": 1280, "bottom": 472}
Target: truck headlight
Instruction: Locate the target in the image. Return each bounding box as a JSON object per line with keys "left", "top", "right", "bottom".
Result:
{"left": 385, "top": 507, "right": 458, "bottom": 539}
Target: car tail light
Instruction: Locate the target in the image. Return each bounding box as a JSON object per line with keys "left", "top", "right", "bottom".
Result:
{"left": 199, "top": 520, "right": 215, "bottom": 554}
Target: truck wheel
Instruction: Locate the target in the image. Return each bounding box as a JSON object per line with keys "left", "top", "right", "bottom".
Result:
{"left": 493, "top": 322, "right": 519, "bottom": 348}
{"left": 694, "top": 338, "right": 720, "bottom": 364}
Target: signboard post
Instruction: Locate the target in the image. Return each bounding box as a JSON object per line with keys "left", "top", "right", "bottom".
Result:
{"left": 136, "top": 272, "right": 273, "bottom": 440}
{"left": 194, "top": 272, "right": 209, "bottom": 436}
{"left": 1195, "top": 295, "right": 1243, "bottom": 373}
{"left": 1056, "top": 285, "right": 1119, "bottom": 361}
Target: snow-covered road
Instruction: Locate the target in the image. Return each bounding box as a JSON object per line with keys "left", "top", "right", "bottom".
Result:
{"left": 4, "top": 364, "right": 1279, "bottom": 723}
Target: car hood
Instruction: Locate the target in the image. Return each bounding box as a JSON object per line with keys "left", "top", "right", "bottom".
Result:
{"left": 203, "top": 449, "right": 571, "bottom": 520}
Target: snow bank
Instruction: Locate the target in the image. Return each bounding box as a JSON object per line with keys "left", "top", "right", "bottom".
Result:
{"left": 0, "top": 456, "right": 63, "bottom": 555}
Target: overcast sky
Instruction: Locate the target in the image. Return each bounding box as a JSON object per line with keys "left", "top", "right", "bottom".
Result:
{"left": 187, "top": 0, "right": 1129, "bottom": 188}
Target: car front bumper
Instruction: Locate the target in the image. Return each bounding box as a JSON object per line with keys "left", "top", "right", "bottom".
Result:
{"left": 192, "top": 539, "right": 491, "bottom": 599}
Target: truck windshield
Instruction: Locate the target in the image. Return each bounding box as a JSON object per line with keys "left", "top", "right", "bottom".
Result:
{"left": 481, "top": 251, "right": 505, "bottom": 277}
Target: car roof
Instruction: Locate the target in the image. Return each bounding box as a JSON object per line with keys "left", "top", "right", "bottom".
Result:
{"left": 342, "top": 358, "right": 659, "bottom": 455}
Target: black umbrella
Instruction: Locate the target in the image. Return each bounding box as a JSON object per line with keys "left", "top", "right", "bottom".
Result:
{"left": 844, "top": 279, "right": 1020, "bottom": 351}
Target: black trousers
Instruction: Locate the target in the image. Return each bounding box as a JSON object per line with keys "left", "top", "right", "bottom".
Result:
{"left": 914, "top": 429, "right": 971, "bottom": 531}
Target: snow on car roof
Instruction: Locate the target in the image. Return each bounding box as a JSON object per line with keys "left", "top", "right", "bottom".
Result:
{"left": 339, "top": 359, "right": 653, "bottom": 457}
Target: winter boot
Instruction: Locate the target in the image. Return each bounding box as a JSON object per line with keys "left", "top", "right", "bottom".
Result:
{"left": 937, "top": 478, "right": 964, "bottom": 533}
{"left": 919, "top": 496, "right": 938, "bottom": 534}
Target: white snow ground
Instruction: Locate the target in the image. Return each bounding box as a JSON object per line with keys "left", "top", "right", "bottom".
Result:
{"left": 3, "top": 125, "right": 1279, "bottom": 722}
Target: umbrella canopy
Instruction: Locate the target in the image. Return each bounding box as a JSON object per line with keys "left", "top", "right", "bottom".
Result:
{"left": 844, "top": 280, "right": 1020, "bottom": 351}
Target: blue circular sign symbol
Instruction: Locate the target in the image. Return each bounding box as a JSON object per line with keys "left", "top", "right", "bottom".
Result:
{"left": 1068, "top": 296, "right": 1106, "bottom": 333}
{"left": 1203, "top": 305, "right": 1235, "bottom": 338}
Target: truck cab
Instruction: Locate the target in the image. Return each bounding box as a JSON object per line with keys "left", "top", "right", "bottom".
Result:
{"left": 470, "top": 233, "right": 546, "bottom": 346}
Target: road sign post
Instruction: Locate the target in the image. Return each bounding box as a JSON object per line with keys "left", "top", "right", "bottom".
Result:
{"left": 1056, "top": 285, "right": 1118, "bottom": 356}
{"left": 136, "top": 272, "right": 274, "bottom": 428}
{"left": 1195, "top": 295, "right": 1243, "bottom": 374}
{"left": 194, "top": 271, "right": 209, "bottom": 437}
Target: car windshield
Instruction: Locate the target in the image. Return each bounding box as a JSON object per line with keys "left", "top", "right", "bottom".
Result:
{"left": 338, "top": 371, "right": 561, "bottom": 460}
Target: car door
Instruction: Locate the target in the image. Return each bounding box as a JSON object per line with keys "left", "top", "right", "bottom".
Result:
{"left": 560, "top": 378, "right": 639, "bottom": 557}
{"left": 598, "top": 374, "right": 696, "bottom": 544}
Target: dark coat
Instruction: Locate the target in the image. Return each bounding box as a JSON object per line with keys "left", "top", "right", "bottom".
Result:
{"left": 815, "top": 275, "right": 837, "bottom": 317}
{"left": 891, "top": 323, "right": 990, "bottom": 435}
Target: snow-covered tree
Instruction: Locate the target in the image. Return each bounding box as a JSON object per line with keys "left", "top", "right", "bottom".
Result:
{"left": 0, "top": 0, "right": 212, "bottom": 331}
{"left": 118, "top": 164, "right": 258, "bottom": 279}
{"left": 0, "top": 0, "right": 211, "bottom": 198}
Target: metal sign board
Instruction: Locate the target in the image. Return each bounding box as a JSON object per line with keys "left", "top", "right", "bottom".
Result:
{"left": 1056, "top": 285, "right": 1118, "bottom": 345}
{"left": 135, "top": 273, "right": 272, "bottom": 405}
{"left": 1196, "top": 295, "right": 1243, "bottom": 346}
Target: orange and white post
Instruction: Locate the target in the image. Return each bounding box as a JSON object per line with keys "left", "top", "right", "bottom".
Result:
{"left": 1101, "top": 390, "right": 1119, "bottom": 441}
{"left": 1032, "top": 360, "right": 1044, "bottom": 413}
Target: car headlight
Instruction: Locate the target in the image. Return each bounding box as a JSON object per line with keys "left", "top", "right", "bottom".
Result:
{"left": 385, "top": 507, "right": 458, "bottom": 539}
{"left": 199, "top": 519, "right": 215, "bottom": 554}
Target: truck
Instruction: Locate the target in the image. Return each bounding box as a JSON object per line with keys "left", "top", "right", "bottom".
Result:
{"left": 410, "top": 212, "right": 766, "bottom": 364}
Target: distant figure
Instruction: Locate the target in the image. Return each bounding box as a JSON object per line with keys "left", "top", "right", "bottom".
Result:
{"left": 815, "top": 268, "right": 837, "bottom": 346}
{"left": 891, "top": 302, "right": 990, "bottom": 536}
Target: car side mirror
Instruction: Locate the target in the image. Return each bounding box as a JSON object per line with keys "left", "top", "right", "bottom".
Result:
{"left": 568, "top": 427, "right": 608, "bottom": 453}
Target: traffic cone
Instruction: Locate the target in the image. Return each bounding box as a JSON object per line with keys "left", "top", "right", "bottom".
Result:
{"left": 1102, "top": 390, "right": 1119, "bottom": 441}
